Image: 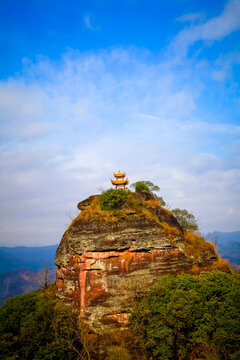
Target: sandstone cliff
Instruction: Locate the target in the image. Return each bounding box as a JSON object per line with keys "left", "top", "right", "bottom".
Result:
{"left": 55, "top": 191, "right": 220, "bottom": 333}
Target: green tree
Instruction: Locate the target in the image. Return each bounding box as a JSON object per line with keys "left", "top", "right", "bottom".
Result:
{"left": 100, "top": 188, "right": 128, "bottom": 210}
{"left": 131, "top": 181, "right": 166, "bottom": 206}
{"left": 131, "top": 180, "right": 159, "bottom": 193}
{"left": 171, "top": 208, "right": 198, "bottom": 232}
{"left": 131, "top": 271, "right": 240, "bottom": 360}
{"left": 0, "top": 286, "right": 92, "bottom": 360}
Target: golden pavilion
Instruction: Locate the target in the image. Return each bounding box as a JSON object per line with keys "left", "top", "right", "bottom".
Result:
{"left": 111, "top": 171, "right": 129, "bottom": 190}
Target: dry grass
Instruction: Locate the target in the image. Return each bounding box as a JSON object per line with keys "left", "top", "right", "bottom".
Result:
{"left": 189, "top": 257, "right": 231, "bottom": 274}
{"left": 160, "top": 222, "right": 181, "bottom": 245}
{"left": 143, "top": 199, "right": 175, "bottom": 226}
{"left": 184, "top": 231, "right": 215, "bottom": 258}
{"left": 66, "top": 192, "right": 177, "bottom": 232}
{"left": 65, "top": 197, "right": 119, "bottom": 232}
{"left": 77, "top": 197, "right": 119, "bottom": 223}
{"left": 188, "top": 265, "right": 202, "bottom": 275}
{"left": 143, "top": 197, "right": 172, "bottom": 215}
{"left": 163, "top": 208, "right": 173, "bottom": 215}
{"left": 66, "top": 193, "right": 165, "bottom": 230}
{"left": 140, "top": 208, "right": 161, "bottom": 224}
{"left": 211, "top": 258, "right": 230, "bottom": 272}
{"left": 141, "top": 198, "right": 174, "bottom": 225}
{"left": 161, "top": 222, "right": 181, "bottom": 235}
{"left": 143, "top": 197, "right": 161, "bottom": 209}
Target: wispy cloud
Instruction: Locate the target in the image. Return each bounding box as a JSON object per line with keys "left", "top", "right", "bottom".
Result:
{"left": 0, "top": 44, "right": 239, "bottom": 246}
{"left": 171, "top": 0, "right": 240, "bottom": 57}
{"left": 84, "top": 15, "right": 100, "bottom": 31}
{"left": 212, "top": 51, "right": 240, "bottom": 82}
{"left": 176, "top": 12, "right": 204, "bottom": 24}
{"left": 1, "top": 0, "right": 240, "bottom": 245}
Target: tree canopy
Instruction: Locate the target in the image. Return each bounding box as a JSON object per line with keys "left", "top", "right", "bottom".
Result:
{"left": 131, "top": 270, "right": 240, "bottom": 360}
{"left": 131, "top": 181, "right": 166, "bottom": 206}
{"left": 172, "top": 208, "right": 199, "bottom": 232}
{"left": 100, "top": 188, "right": 128, "bottom": 210}
{"left": 0, "top": 286, "right": 92, "bottom": 360}
{"left": 131, "top": 181, "right": 160, "bottom": 193}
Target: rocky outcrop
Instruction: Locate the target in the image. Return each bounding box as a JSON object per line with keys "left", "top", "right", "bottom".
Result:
{"left": 55, "top": 192, "right": 217, "bottom": 332}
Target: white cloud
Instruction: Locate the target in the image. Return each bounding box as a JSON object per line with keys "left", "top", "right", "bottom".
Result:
{"left": 212, "top": 51, "right": 240, "bottom": 82}
{"left": 177, "top": 12, "right": 204, "bottom": 24}
{"left": 171, "top": 0, "right": 240, "bottom": 57}
{"left": 0, "top": 46, "right": 239, "bottom": 245}
{"left": 84, "top": 15, "right": 100, "bottom": 31}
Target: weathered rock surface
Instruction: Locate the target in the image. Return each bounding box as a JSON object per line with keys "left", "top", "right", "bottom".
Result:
{"left": 55, "top": 192, "right": 217, "bottom": 332}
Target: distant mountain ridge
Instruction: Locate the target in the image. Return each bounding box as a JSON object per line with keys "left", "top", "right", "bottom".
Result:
{"left": 0, "top": 245, "right": 58, "bottom": 273}
{"left": 206, "top": 231, "right": 240, "bottom": 266}
{"left": 212, "top": 231, "right": 240, "bottom": 243}
{"left": 0, "top": 245, "right": 58, "bottom": 305}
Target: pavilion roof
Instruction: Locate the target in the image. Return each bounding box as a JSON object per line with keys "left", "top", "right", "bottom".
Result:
{"left": 113, "top": 170, "right": 126, "bottom": 178}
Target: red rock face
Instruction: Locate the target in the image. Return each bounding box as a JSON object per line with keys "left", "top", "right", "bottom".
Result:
{"left": 55, "top": 194, "right": 217, "bottom": 332}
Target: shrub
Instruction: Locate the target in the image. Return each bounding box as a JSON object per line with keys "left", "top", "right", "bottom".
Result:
{"left": 131, "top": 181, "right": 166, "bottom": 206}
{"left": 172, "top": 208, "right": 198, "bottom": 232}
{"left": 184, "top": 230, "right": 215, "bottom": 257}
{"left": 131, "top": 181, "right": 159, "bottom": 193}
{"left": 0, "top": 287, "right": 92, "bottom": 360}
{"left": 131, "top": 271, "right": 240, "bottom": 360}
{"left": 107, "top": 346, "right": 131, "bottom": 360}
{"left": 100, "top": 189, "right": 128, "bottom": 211}
{"left": 157, "top": 196, "right": 166, "bottom": 206}
{"left": 133, "top": 181, "right": 150, "bottom": 193}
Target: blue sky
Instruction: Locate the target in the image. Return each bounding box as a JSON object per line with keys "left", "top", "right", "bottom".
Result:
{"left": 0, "top": 0, "right": 240, "bottom": 246}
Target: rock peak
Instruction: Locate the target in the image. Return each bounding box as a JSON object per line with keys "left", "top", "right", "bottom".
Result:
{"left": 55, "top": 191, "right": 220, "bottom": 332}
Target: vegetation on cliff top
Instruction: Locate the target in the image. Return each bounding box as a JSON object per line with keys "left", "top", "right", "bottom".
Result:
{"left": 184, "top": 231, "right": 215, "bottom": 258}
{"left": 97, "top": 182, "right": 198, "bottom": 233}
{"left": 98, "top": 181, "right": 169, "bottom": 222}
{"left": 99, "top": 188, "right": 128, "bottom": 211}
{"left": 171, "top": 208, "right": 199, "bottom": 233}
{"left": 69, "top": 180, "right": 218, "bottom": 263}
{"left": 131, "top": 181, "right": 166, "bottom": 206}
{"left": 98, "top": 180, "right": 166, "bottom": 213}
{"left": 75, "top": 187, "right": 167, "bottom": 225}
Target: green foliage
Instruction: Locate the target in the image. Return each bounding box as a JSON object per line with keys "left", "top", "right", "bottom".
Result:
{"left": 172, "top": 208, "right": 198, "bottom": 232}
{"left": 106, "top": 346, "right": 131, "bottom": 360}
{"left": 131, "top": 181, "right": 165, "bottom": 206}
{"left": 0, "top": 287, "right": 90, "bottom": 360}
{"left": 131, "top": 181, "right": 159, "bottom": 193}
{"left": 100, "top": 189, "right": 128, "bottom": 210}
{"left": 157, "top": 196, "right": 166, "bottom": 206}
{"left": 131, "top": 181, "right": 150, "bottom": 193}
{"left": 131, "top": 271, "right": 240, "bottom": 360}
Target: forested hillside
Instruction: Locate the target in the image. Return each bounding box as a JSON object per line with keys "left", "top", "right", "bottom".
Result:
{"left": 1, "top": 271, "right": 240, "bottom": 360}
